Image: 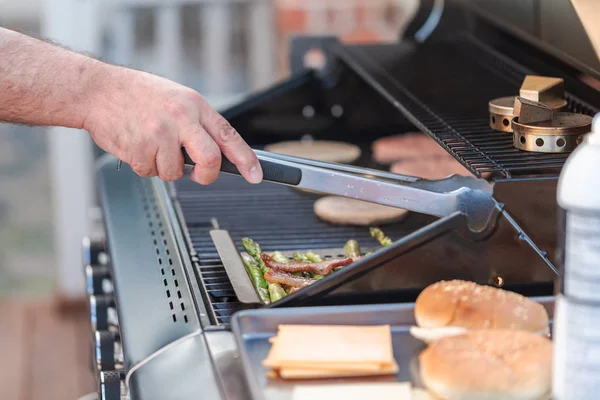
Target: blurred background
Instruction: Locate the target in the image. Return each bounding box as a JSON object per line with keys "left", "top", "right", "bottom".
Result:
{"left": 0, "top": 1, "right": 416, "bottom": 398}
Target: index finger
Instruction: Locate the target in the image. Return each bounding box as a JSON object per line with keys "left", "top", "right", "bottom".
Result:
{"left": 199, "top": 102, "right": 263, "bottom": 184}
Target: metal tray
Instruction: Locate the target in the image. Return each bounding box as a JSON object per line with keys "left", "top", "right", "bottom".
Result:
{"left": 231, "top": 297, "right": 555, "bottom": 400}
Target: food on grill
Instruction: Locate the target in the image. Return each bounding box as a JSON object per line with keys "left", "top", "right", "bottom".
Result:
{"left": 241, "top": 238, "right": 361, "bottom": 303}
{"left": 313, "top": 196, "right": 408, "bottom": 226}
{"left": 370, "top": 227, "right": 392, "bottom": 247}
{"left": 261, "top": 254, "right": 353, "bottom": 275}
{"left": 390, "top": 157, "right": 474, "bottom": 180}
{"left": 241, "top": 254, "right": 271, "bottom": 304}
{"left": 410, "top": 280, "right": 550, "bottom": 343}
{"left": 242, "top": 238, "right": 287, "bottom": 303}
{"left": 263, "top": 324, "right": 399, "bottom": 379}
{"left": 292, "top": 382, "right": 412, "bottom": 399}
{"left": 419, "top": 329, "right": 552, "bottom": 400}
{"left": 344, "top": 239, "right": 361, "bottom": 258}
{"left": 265, "top": 269, "right": 318, "bottom": 288}
{"left": 372, "top": 133, "right": 449, "bottom": 164}
{"left": 265, "top": 140, "right": 362, "bottom": 164}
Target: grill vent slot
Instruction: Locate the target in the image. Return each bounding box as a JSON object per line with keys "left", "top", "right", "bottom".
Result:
{"left": 139, "top": 182, "right": 189, "bottom": 324}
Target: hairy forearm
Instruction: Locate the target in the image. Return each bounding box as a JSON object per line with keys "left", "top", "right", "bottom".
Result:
{"left": 0, "top": 27, "right": 105, "bottom": 129}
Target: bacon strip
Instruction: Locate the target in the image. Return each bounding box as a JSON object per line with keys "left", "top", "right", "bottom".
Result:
{"left": 260, "top": 254, "right": 353, "bottom": 276}
{"left": 264, "top": 269, "right": 317, "bottom": 288}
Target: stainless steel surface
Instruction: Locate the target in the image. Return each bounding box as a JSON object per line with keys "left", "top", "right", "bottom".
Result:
{"left": 512, "top": 112, "right": 593, "bottom": 152}
{"left": 251, "top": 150, "right": 499, "bottom": 235}
{"left": 210, "top": 229, "right": 261, "bottom": 304}
{"left": 204, "top": 331, "right": 252, "bottom": 400}
{"left": 231, "top": 297, "right": 555, "bottom": 400}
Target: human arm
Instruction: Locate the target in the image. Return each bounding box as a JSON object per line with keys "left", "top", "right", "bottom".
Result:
{"left": 0, "top": 27, "right": 262, "bottom": 184}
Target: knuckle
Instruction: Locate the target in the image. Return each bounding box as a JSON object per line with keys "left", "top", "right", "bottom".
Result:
{"left": 165, "top": 101, "right": 188, "bottom": 120}
{"left": 131, "top": 162, "right": 155, "bottom": 177}
{"left": 184, "top": 89, "right": 204, "bottom": 106}
{"left": 202, "top": 148, "right": 221, "bottom": 168}
{"left": 215, "top": 118, "right": 240, "bottom": 143}
{"left": 160, "top": 168, "right": 184, "bottom": 182}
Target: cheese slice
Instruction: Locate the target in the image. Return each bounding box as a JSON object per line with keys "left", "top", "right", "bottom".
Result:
{"left": 292, "top": 382, "right": 411, "bottom": 400}
{"left": 264, "top": 325, "right": 394, "bottom": 367}
{"left": 280, "top": 360, "right": 399, "bottom": 379}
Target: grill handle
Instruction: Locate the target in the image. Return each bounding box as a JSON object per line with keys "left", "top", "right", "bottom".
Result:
{"left": 181, "top": 148, "right": 302, "bottom": 186}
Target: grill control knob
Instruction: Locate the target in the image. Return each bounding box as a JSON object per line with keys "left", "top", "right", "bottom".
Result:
{"left": 82, "top": 236, "right": 109, "bottom": 267}
{"left": 90, "top": 294, "right": 118, "bottom": 332}
{"left": 99, "top": 370, "right": 126, "bottom": 400}
{"left": 95, "top": 331, "right": 124, "bottom": 371}
{"left": 85, "top": 264, "right": 114, "bottom": 296}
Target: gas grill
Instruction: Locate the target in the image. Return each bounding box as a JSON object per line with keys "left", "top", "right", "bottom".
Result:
{"left": 84, "top": 1, "right": 600, "bottom": 399}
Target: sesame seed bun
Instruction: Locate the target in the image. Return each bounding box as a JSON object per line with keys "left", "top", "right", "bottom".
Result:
{"left": 419, "top": 329, "right": 552, "bottom": 400}
{"left": 413, "top": 280, "right": 549, "bottom": 338}
{"left": 313, "top": 196, "right": 408, "bottom": 226}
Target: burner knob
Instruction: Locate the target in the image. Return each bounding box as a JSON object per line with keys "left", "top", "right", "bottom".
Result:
{"left": 85, "top": 264, "right": 114, "bottom": 296}
{"left": 95, "top": 331, "right": 124, "bottom": 371}
{"left": 82, "top": 236, "right": 109, "bottom": 267}
{"left": 99, "top": 370, "right": 126, "bottom": 400}
{"left": 90, "top": 294, "right": 118, "bottom": 332}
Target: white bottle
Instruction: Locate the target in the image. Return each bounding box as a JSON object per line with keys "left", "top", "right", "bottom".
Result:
{"left": 553, "top": 113, "right": 600, "bottom": 399}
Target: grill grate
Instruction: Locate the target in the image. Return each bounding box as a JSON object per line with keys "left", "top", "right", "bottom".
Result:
{"left": 175, "top": 175, "right": 427, "bottom": 325}
{"left": 344, "top": 37, "right": 598, "bottom": 179}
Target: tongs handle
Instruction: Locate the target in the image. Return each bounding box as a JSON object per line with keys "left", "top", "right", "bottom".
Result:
{"left": 182, "top": 148, "right": 302, "bottom": 185}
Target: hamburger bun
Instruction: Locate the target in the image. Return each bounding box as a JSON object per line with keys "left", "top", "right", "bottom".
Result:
{"left": 265, "top": 140, "right": 361, "bottom": 164}
{"left": 419, "top": 329, "right": 552, "bottom": 400}
{"left": 412, "top": 280, "right": 549, "bottom": 343}
{"left": 372, "top": 133, "right": 449, "bottom": 164}
{"left": 314, "top": 196, "right": 408, "bottom": 226}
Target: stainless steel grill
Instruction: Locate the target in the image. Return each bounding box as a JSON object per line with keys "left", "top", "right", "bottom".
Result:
{"left": 176, "top": 175, "right": 425, "bottom": 325}
{"left": 336, "top": 37, "right": 598, "bottom": 178}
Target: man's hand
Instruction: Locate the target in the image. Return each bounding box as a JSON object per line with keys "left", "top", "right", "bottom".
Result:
{"left": 84, "top": 66, "right": 262, "bottom": 184}
{"left": 0, "top": 27, "right": 262, "bottom": 185}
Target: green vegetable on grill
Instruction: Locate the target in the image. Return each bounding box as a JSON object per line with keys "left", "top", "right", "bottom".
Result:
{"left": 241, "top": 253, "right": 270, "bottom": 304}
{"left": 293, "top": 252, "right": 310, "bottom": 262}
{"left": 305, "top": 251, "right": 323, "bottom": 263}
{"left": 268, "top": 283, "right": 288, "bottom": 302}
{"left": 370, "top": 227, "right": 392, "bottom": 247}
{"left": 242, "top": 237, "right": 269, "bottom": 273}
{"left": 344, "top": 239, "right": 361, "bottom": 258}
{"left": 270, "top": 251, "right": 290, "bottom": 264}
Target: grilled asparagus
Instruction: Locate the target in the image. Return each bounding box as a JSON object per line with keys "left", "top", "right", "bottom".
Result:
{"left": 370, "top": 227, "right": 392, "bottom": 247}
{"left": 242, "top": 238, "right": 269, "bottom": 273}
{"left": 241, "top": 254, "right": 271, "bottom": 304}
{"left": 268, "top": 283, "right": 288, "bottom": 302}
{"left": 344, "top": 239, "right": 361, "bottom": 258}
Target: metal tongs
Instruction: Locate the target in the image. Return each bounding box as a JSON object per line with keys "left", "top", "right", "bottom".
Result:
{"left": 182, "top": 149, "right": 501, "bottom": 236}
